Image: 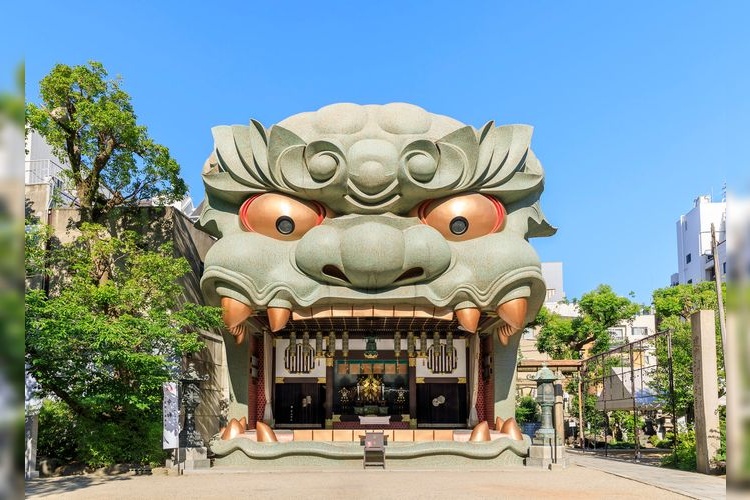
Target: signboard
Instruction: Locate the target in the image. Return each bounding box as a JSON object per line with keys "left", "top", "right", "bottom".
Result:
{"left": 163, "top": 382, "right": 179, "bottom": 449}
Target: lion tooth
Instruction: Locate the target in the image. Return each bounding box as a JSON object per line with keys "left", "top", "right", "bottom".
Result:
{"left": 469, "top": 421, "right": 491, "bottom": 442}
{"left": 455, "top": 307, "right": 481, "bottom": 333}
{"left": 231, "top": 323, "right": 248, "bottom": 345}
{"left": 267, "top": 307, "right": 291, "bottom": 332}
{"left": 221, "top": 418, "right": 245, "bottom": 440}
{"left": 496, "top": 323, "right": 515, "bottom": 346}
{"left": 499, "top": 417, "right": 524, "bottom": 441}
{"left": 495, "top": 297, "right": 528, "bottom": 345}
{"left": 221, "top": 297, "right": 253, "bottom": 344}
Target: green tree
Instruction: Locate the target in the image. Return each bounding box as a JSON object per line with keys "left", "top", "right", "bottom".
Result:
{"left": 651, "top": 282, "right": 722, "bottom": 421}
{"left": 26, "top": 61, "right": 186, "bottom": 222}
{"left": 535, "top": 285, "right": 641, "bottom": 359}
{"left": 25, "top": 223, "right": 221, "bottom": 465}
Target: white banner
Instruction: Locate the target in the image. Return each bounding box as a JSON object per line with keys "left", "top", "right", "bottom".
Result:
{"left": 162, "top": 382, "right": 179, "bottom": 449}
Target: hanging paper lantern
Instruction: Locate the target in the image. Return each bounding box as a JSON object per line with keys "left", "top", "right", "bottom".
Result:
{"left": 328, "top": 331, "right": 336, "bottom": 357}
{"left": 407, "top": 331, "right": 415, "bottom": 357}
{"left": 302, "top": 331, "right": 311, "bottom": 354}
{"left": 315, "top": 331, "right": 323, "bottom": 356}
{"left": 342, "top": 331, "right": 349, "bottom": 357}
{"left": 394, "top": 331, "right": 401, "bottom": 358}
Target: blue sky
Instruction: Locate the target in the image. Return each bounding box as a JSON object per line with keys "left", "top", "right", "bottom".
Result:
{"left": 16, "top": 1, "right": 749, "bottom": 305}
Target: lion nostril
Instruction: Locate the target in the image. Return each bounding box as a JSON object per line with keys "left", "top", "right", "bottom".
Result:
{"left": 322, "top": 265, "right": 350, "bottom": 283}
{"left": 394, "top": 267, "right": 424, "bottom": 283}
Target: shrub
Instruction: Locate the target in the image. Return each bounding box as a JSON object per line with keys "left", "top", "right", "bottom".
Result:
{"left": 661, "top": 428, "right": 697, "bottom": 471}
{"left": 37, "top": 399, "right": 167, "bottom": 467}
{"left": 515, "top": 396, "right": 539, "bottom": 424}
{"left": 37, "top": 400, "right": 79, "bottom": 463}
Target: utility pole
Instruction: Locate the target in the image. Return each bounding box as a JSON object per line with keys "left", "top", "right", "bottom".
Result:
{"left": 710, "top": 222, "right": 727, "bottom": 371}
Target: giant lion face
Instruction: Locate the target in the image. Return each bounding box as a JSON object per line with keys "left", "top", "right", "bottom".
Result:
{"left": 197, "top": 103, "right": 555, "bottom": 344}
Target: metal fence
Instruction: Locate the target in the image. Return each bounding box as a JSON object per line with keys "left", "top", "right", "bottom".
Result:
{"left": 578, "top": 330, "right": 678, "bottom": 464}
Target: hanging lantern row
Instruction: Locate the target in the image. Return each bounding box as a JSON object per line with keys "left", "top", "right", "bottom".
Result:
{"left": 295, "top": 329, "right": 453, "bottom": 358}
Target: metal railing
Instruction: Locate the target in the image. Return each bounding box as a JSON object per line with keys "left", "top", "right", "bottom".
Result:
{"left": 578, "top": 330, "right": 678, "bottom": 465}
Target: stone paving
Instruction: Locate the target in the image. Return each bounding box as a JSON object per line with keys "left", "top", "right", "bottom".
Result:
{"left": 25, "top": 451, "right": 727, "bottom": 499}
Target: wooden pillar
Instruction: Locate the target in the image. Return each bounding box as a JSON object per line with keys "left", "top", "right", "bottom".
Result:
{"left": 691, "top": 310, "right": 720, "bottom": 474}
{"left": 408, "top": 356, "right": 417, "bottom": 427}
{"left": 554, "top": 374, "right": 565, "bottom": 444}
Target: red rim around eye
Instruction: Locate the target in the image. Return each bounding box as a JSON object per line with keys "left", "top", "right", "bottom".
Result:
{"left": 487, "top": 196, "right": 506, "bottom": 232}
{"left": 239, "top": 194, "right": 262, "bottom": 232}
{"left": 310, "top": 200, "right": 326, "bottom": 225}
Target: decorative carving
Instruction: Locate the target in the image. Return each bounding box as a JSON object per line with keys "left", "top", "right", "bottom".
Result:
{"left": 284, "top": 340, "right": 315, "bottom": 373}
{"left": 197, "top": 104, "right": 554, "bottom": 347}
{"left": 426, "top": 335, "right": 458, "bottom": 374}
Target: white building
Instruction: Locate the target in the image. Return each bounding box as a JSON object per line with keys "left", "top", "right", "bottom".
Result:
{"left": 672, "top": 195, "right": 727, "bottom": 286}
{"left": 540, "top": 262, "right": 565, "bottom": 303}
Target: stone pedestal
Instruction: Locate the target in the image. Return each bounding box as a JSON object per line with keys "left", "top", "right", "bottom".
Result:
{"left": 25, "top": 413, "right": 39, "bottom": 479}
{"left": 691, "top": 310, "right": 721, "bottom": 474}
{"left": 526, "top": 440, "right": 568, "bottom": 469}
{"left": 167, "top": 447, "right": 211, "bottom": 470}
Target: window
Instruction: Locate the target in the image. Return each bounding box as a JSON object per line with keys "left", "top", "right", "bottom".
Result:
{"left": 608, "top": 327, "right": 625, "bottom": 339}
{"left": 686, "top": 253, "right": 692, "bottom": 264}
{"left": 687, "top": 279, "right": 693, "bottom": 284}
{"left": 631, "top": 327, "right": 648, "bottom": 337}
{"left": 723, "top": 262, "right": 727, "bottom": 274}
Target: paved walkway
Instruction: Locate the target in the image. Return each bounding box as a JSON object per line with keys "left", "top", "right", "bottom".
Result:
{"left": 568, "top": 450, "right": 726, "bottom": 500}
{"left": 25, "top": 451, "right": 727, "bottom": 499}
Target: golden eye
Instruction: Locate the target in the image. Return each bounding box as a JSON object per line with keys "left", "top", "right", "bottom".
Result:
{"left": 239, "top": 193, "right": 326, "bottom": 240}
{"left": 416, "top": 193, "right": 505, "bottom": 241}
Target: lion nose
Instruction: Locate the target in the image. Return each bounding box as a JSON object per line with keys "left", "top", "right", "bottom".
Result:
{"left": 295, "top": 217, "right": 451, "bottom": 291}
{"left": 340, "top": 222, "right": 405, "bottom": 288}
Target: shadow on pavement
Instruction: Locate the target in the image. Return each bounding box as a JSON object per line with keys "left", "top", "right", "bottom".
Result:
{"left": 26, "top": 475, "right": 133, "bottom": 497}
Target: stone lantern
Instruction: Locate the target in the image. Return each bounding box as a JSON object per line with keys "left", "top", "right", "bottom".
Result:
{"left": 526, "top": 363, "right": 567, "bottom": 469}
{"left": 530, "top": 363, "right": 557, "bottom": 443}
{"left": 179, "top": 361, "right": 209, "bottom": 448}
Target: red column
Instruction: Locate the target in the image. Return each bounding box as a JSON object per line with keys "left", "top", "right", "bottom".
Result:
{"left": 247, "top": 335, "right": 258, "bottom": 428}
{"left": 482, "top": 335, "right": 494, "bottom": 425}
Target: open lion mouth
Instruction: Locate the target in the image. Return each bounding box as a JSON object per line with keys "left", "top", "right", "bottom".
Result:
{"left": 219, "top": 295, "right": 528, "bottom": 347}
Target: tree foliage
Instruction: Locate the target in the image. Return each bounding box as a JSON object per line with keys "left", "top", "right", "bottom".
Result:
{"left": 650, "top": 282, "right": 722, "bottom": 420}
{"left": 26, "top": 61, "right": 187, "bottom": 222}
{"left": 535, "top": 285, "right": 641, "bottom": 359}
{"left": 25, "top": 223, "right": 221, "bottom": 464}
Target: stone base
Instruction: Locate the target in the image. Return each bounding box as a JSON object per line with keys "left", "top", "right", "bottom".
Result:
{"left": 25, "top": 471, "right": 40, "bottom": 479}
{"left": 525, "top": 443, "right": 568, "bottom": 469}
{"left": 167, "top": 447, "right": 211, "bottom": 470}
